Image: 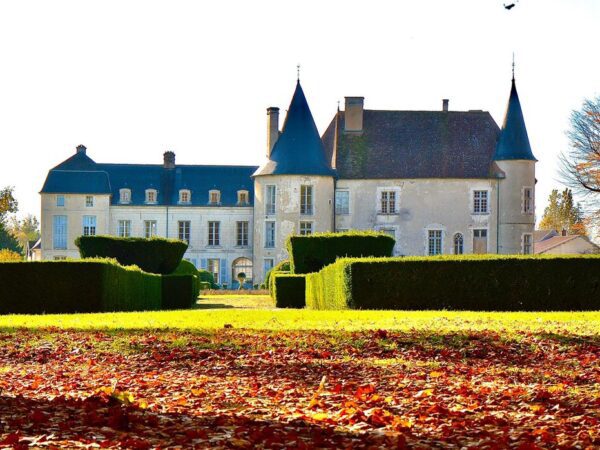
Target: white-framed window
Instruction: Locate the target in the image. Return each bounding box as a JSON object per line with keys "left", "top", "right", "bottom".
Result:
{"left": 56, "top": 195, "right": 65, "bottom": 207}
{"left": 179, "top": 190, "right": 191, "bottom": 204}
{"left": 237, "top": 190, "right": 249, "bottom": 205}
{"left": 473, "top": 190, "right": 489, "bottom": 214}
{"left": 523, "top": 187, "right": 534, "bottom": 214}
{"left": 522, "top": 233, "right": 533, "bottom": 255}
{"left": 144, "top": 220, "right": 157, "bottom": 238}
{"left": 208, "top": 221, "right": 220, "bottom": 246}
{"left": 178, "top": 220, "right": 191, "bottom": 244}
{"left": 265, "top": 221, "right": 275, "bottom": 248}
{"left": 300, "top": 185, "right": 313, "bottom": 215}
{"left": 208, "top": 258, "right": 220, "bottom": 284}
{"left": 263, "top": 258, "right": 274, "bottom": 277}
{"left": 118, "top": 220, "right": 131, "bottom": 237}
{"left": 299, "top": 221, "right": 313, "bottom": 235}
{"left": 119, "top": 189, "right": 131, "bottom": 204}
{"left": 335, "top": 190, "right": 350, "bottom": 215}
{"left": 453, "top": 233, "right": 464, "bottom": 255}
{"left": 266, "top": 185, "right": 276, "bottom": 215}
{"left": 380, "top": 190, "right": 397, "bottom": 214}
{"left": 85, "top": 195, "right": 94, "bottom": 207}
{"left": 428, "top": 230, "right": 443, "bottom": 256}
{"left": 236, "top": 221, "right": 249, "bottom": 246}
{"left": 145, "top": 189, "right": 157, "bottom": 204}
{"left": 53, "top": 215, "right": 67, "bottom": 249}
{"left": 209, "top": 190, "right": 221, "bottom": 205}
{"left": 83, "top": 215, "right": 96, "bottom": 236}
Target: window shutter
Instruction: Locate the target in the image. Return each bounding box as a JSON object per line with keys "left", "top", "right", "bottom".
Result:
{"left": 220, "top": 259, "right": 228, "bottom": 285}
{"left": 200, "top": 258, "right": 208, "bottom": 270}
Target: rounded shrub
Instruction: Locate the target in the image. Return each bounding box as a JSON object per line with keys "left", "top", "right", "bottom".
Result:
{"left": 172, "top": 260, "right": 200, "bottom": 299}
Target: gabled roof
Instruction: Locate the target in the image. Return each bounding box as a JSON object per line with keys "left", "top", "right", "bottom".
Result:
{"left": 254, "top": 81, "right": 335, "bottom": 177}
{"left": 533, "top": 235, "right": 596, "bottom": 254}
{"left": 534, "top": 229, "right": 559, "bottom": 243}
{"left": 322, "top": 110, "right": 500, "bottom": 179}
{"left": 494, "top": 79, "right": 536, "bottom": 161}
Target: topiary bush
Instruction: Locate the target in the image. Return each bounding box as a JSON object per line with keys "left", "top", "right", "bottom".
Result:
{"left": 75, "top": 235, "right": 187, "bottom": 275}
{"left": 172, "top": 260, "right": 200, "bottom": 299}
{"left": 286, "top": 231, "right": 395, "bottom": 274}
{"left": 264, "top": 259, "right": 290, "bottom": 288}
{"left": 273, "top": 274, "right": 306, "bottom": 308}
{"left": 162, "top": 274, "right": 196, "bottom": 310}
{"left": 197, "top": 269, "right": 218, "bottom": 289}
{"left": 306, "top": 254, "right": 600, "bottom": 311}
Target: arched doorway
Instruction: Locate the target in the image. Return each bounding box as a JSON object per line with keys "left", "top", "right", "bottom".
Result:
{"left": 232, "top": 257, "right": 253, "bottom": 288}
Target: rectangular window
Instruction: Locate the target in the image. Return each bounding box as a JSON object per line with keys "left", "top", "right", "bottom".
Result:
{"left": 523, "top": 233, "right": 533, "bottom": 255}
{"left": 144, "top": 220, "right": 157, "bottom": 238}
{"left": 82, "top": 216, "right": 96, "bottom": 236}
{"left": 209, "top": 191, "right": 220, "bottom": 204}
{"left": 428, "top": 230, "right": 442, "bottom": 256}
{"left": 300, "top": 185, "right": 313, "bottom": 215}
{"left": 335, "top": 190, "right": 350, "bottom": 215}
{"left": 53, "top": 215, "right": 67, "bottom": 250}
{"left": 523, "top": 187, "right": 533, "bottom": 214}
{"left": 299, "top": 221, "right": 313, "bottom": 235}
{"left": 118, "top": 220, "right": 131, "bottom": 237}
{"left": 56, "top": 195, "right": 65, "bottom": 207}
{"left": 178, "top": 220, "right": 191, "bottom": 244}
{"left": 380, "top": 191, "right": 396, "bottom": 214}
{"left": 266, "top": 185, "right": 276, "bottom": 215}
{"left": 208, "top": 258, "right": 220, "bottom": 284}
{"left": 85, "top": 196, "right": 94, "bottom": 207}
{"left": 265, "top": 221, "right": 275, "bottom": 248}
{"left": 238, "top": 191, "right": 249, "bottom": 205}
{"left": 473, "top": 190, "right": 489, "bottom": 214}
{"left": 263, "top": 258, "right": 274, "bottom": 277}
{"left": 208, "top": 221, "right": 220, "bottom": 246}
{"left": 236, "top": 221, "right": 249, "bottom": 246}
{"left": 146, "top": 190, "right": 157, "bottom": 204}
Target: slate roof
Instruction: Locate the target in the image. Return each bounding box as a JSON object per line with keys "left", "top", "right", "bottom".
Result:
{"left": 494, "top": 79, "right": 536, "bottom": 161}
{"left": 41, "top": 151, "right": 257, "bottom": 207}
{"left": 533, "top": 229, "right": 559, "bottom": 243}
{"left": 254, "top": 81, "right": 336, "bottom": 177}
{"left": 322, "top": 109, "right": 501, "bottom": 179}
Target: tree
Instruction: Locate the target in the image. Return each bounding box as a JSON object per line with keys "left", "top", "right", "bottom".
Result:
{"left": 560, "top": 96, "right": 600, "bottom": 196}
{"left": 0, "top": 186, "right": 20, "bottom": 252}
{"left": 0, "top": 248, "right": 22, "bottom": 262}
{"left": 539, "top": 188, "right": 587, "bottom": 236}
{"left": 7, "top": 214, "right": 40, "bottom": 253}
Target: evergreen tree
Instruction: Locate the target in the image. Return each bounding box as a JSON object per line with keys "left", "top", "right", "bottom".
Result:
{"left": 539, "top": 188, "right": 587, "bottom": 236}
{"left": 0, "top": 186, "right": 20, "bottom": 251}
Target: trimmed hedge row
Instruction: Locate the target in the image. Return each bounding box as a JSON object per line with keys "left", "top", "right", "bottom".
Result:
{"left": 0, "top": 260, "right": 162, "bottom": 314}
{"left": 162, "top": 274, "right": 196, "bottom": 310}
{"left": 172, "top": 260, "right": 201, "bottom": 299}
{"left": 75, "top": 235, "right": 188, "bottom": 275}
{"left": 306, "top": 255, "right": 600, "bottom": 311}
{"left": 286, "top": 231, "right": 395, "bottom": 274}
{"left": 273, "top": 274, "right": 306, "bottom": 308}
{"left": 264, "top": 260, "right": 290, "bottom": 289}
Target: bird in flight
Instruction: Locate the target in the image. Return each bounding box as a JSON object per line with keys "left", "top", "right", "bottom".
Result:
{"left": 504, "top": 1, "right": 517, "bottom": 10}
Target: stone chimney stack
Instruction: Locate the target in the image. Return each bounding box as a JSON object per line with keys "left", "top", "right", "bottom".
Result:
{"left": 442, "top": 99, "right": 449, "bottom": 112}
{"left": 344, "top": 97, "right": 364, "bottom": 133}
{"left": 163, "top": 151, "right": 175, "bottom": 169}
{"left": 267, "top": 107, "right": 280, "bottom": 158}
{"left": 76, "top": 144, "right": 87, "bottom": 155}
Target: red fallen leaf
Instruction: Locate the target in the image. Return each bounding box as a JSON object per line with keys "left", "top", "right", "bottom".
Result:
{"left": 30, "top": 409, "right": 49, "bottom": 424}
{"left": 0, "top": 432, "right": 21, "bottom": 445}
{"left": 332, "top": 383, "right": 343, "bottom": 394}
{"left": 374, "top": 329, "right": 388, "bottom": 339}
{"left": 355, "top": 384, "right": 376, "bottom": 400}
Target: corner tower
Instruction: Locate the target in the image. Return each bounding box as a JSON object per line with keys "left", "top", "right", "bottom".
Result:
{"left": 253, "top": 81, "right": 336, "bottom": 282}
{"left": 494, "top": 76, "right": 537, "bottom": 254}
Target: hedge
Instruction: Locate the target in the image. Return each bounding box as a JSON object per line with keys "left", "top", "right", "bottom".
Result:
{"left": 264, "top": 260, "right": 290, "bottom": 288}
{"left": 162, "top": 274, "right": 196, "bottom": 310}
{"left": 273, "top": 274, "right": 306, "bottom": 308}
{"left": 286, "top": 231, "right": 395, "bottom": 274}
{"left": 199, "top": 281, "right": 211, "bottom": 291}
{"left": 0, "top": 260, "right": 162, "bottom": 314}
{"left": 75, "top": 235, "right": 187, "bottom": 275}
{"left": 268, "top": 270, "right": 290, "bottom": 297}
{"left": 172, "top": 260, "right": 200, "bottom": 299}
{"left": 198, "top": 269, "right": 217, "bottom": 289}
{"left": 305, "top": 255, "right": 600, "bottom": 311}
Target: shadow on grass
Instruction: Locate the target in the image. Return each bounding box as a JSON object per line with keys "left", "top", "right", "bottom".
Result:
{"left": 192, "top": 302, "right": 235, "bottom": 310}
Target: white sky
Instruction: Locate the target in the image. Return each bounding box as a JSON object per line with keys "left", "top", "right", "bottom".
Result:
{"left": 1, "top": 0, "right": 598, "bottom": 220}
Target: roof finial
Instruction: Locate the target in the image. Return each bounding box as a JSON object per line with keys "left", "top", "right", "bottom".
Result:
{"left": 337, "top": 100, "right": 340, "bottom": 112}
{"left": 296, "top": 63, "right": 301, "bottom": 82}
{"left": 512, "top": 52, "right": 515, "bottom": 81}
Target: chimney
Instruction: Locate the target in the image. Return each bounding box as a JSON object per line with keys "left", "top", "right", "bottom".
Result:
{"left": 344, "top": 97, "right": 364, "bottom": 133}
{"left": 163, "top": 151, "right": 175, "bottom": 169}
{"left": 267, "top": 107, "right": 280, "bottom": 158}
{"left": 442, "top": 99, "right": 449, "bottom": 112}
{"left": 76, "top": 144, "right": 87, "bottom": 155}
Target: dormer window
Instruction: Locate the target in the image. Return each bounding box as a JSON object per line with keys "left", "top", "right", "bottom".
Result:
{"left": 145, "top": 189, "right": 158, "bottom": 204}
{"left": 237, "top": 190, "right": 249, "bottom": 205}
{"left": 179, "top": 189, "right": 191, "bottom": 204}
{"left": 119, "top": 188, "right": 131, "bottom": 204}
{"left": 209, "top": 190, "right": 221, "bottom": 205}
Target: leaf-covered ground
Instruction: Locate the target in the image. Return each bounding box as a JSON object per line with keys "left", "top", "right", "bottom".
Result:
{"left": 0, "top": 323, "right": 598, "bottom": 448}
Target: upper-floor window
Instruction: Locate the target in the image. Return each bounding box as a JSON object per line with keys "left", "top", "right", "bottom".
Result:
{"left": 145, "top": 189, "right": 158, "bottom": 204}
{"left": 144, "top": 220, "right": 157, "bottom": 238}
{"left": 300, "top": 185, "right": 313, "bottom": 215}
{"left": 265, "top": 221, "right": 275, "bottom": 248}
{"left": 83, "top": 215, "right": 97, "bottom": 236}
{"left": 118, "top": 220, "right": 131, "bottom": 237}
{"left": 428, "top": 230, "right": 443, "bottom": 256}
{"left": 237, "top": 190, "right": 249, "bottom": 206}
{"left": 56, "top": 195, "right": 65, "bottom": 207}
{"left": 53, "top": 215, "right": 67, "bottom": 249}
{"left": 119, "top": 189, "right": 131, "bottom": 204}
{"left": 237, "top": 221, "right": 249, "bottom": 246}
{"left": 299, "top": 221, "right": 313, "bottom": 235}
{"left": 209, "top": 190, "right": 221, "bottom": 205}
{"left": 266, "top": 185, "right": 276, "bottom": 215}
{"left": 380, "top": 190, "right": 397, "bottom": 214}
{"left": 335, "top": 190, "right": 350, "bottom": 215}
{"left": 454, "top": 233, "right": 464, "bottom": 255}
{"left": 178, "top": 220, "right": 191, "bottom": 244}
{"left": 522, "top": 233, "right": 533, "bottom": 255}
{"left": 85, "top": 196, "right": 94, "bottom": 207}
{"left": 523, "top": 187, "right": 533, "bottom": 214}
{"left": 208, "top": 221, "right": 220, "bottom": 246}
{"left": 473, "top": 190, "right": 489, "bottom": 214}
{"left": 179, "top": 190, "right": 191, "bottom": 204}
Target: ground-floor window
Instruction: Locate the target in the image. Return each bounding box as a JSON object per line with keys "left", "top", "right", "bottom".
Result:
{"left": 208, "top": 258, "right": 220, "bottom": 284}
{"left": 144, "top": 220, "right": 157, "bottom": 238}
{"left": 83, "top": 216, "right": 97, "bottom": 236}
{"left": 232, "top": 257, "right": 253, "bottom": 285}
{"left": 118, "top": 220, "right": 131, "bottom": 237}
{"left": 428, "top": 230, "right": 442, "bottom": 255}
{"left": 522, "top": 233, "right": 533, "bottom": 254}
{"left": 473, "top": 229, "right": 488, "bottom": 254}
{"left": 453, "top": 233, "right": 464, "bottom": 254}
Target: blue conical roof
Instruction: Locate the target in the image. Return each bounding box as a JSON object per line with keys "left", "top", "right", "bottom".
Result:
{"left": 253, "top": 81, "right": 335, "bottom": 177}
{"left": 494, "top": 79, "right": 536, "bottom": 161}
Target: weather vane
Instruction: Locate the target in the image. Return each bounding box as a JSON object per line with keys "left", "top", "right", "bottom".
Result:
{"left": 512, "top": 52, "right": 515, "bottom": 80}
{"left": 297, "top": 63, "right": 301, "bottom": 81}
